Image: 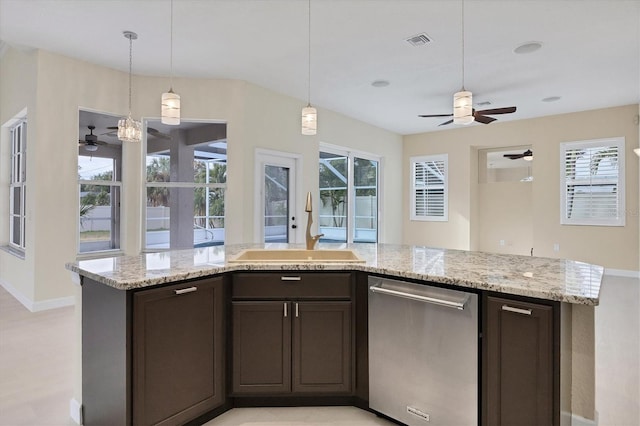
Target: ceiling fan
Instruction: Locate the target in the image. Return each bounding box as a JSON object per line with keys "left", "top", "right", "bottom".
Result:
{"left": 503, "top": 149, "right": 533, "bottom": 161}
{"left": 418, "top": 1, "right": 517, "bottom": 127}
{"left": 105, "top": 126, "right": 171, "bottom": 140}
{"left": 78, "top": 125, "right": 107, "bottom": 152}
{"left": 419, "top": 106, "right": 517, "bottom": 126}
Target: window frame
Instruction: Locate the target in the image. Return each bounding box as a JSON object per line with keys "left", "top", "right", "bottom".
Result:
{"left": 77, "top": 153, "right": 122, "bottom": 255}
{"left": 9, "top": 119, "right": 27, "bottom": 252}
{"left": 410, "top": 154, "right": 448, "bottom": 222}
{"left": 319, "top": 143, "right": 381, "bottom": 244}
{"left": 560, "top": 137, "right": 625, "bottom": 227}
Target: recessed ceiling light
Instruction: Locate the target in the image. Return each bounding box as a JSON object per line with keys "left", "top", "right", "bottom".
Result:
{"left": 542, "top": 96, "right": 562, "bottom": 102}
{"left": 371, "top": 80, "right": 390, "bottom": 88}
{"left": 514, "top": 41, "right": 543, "bottom": 54}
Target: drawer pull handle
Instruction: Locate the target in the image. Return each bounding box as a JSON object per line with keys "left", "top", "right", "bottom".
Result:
{"left": 281, "top": 276, "right": 302, "bottom": 281}
{"left": 174, "top": 287, "right": 197, "bottom": 295}
{"left": 502, "top": 305, "right": 532, "bottom": 316}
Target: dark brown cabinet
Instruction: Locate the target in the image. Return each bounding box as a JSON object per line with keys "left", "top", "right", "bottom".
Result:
{"left": 231, "top": 273, "right": 353, "bottom": 396}
{"left": 132, "top": 277, "right": 225, "bottom": 426}
{"left": 483, "top": 295, "right": 557, "bottom": 426}
{"left": 232, "top": 301, "right": 292, "bottom": 394}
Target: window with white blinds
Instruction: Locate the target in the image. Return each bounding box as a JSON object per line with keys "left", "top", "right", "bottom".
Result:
{"left": 560, "top": 137, "right": 625, "bottom": 226}
{"left": 410, "top": 154, "right": 448, "bottom": 221}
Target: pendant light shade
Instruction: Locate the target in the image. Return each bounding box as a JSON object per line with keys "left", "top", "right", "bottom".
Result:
{"left": 118, "top": 31, "right": 142, "bottom": 143}
{"left": 301, "top": 0, "right": 316, "bottom": 135}
{"left": 161, "top": 0, "right": 180, "bottom": 125}
{"left": 118, "top": 113, "right": 142, "bottom": 142}
{"left": 453, "top": 90, "right": 474, "bottom": 125}
{"left": 161, "top": 90, "right": 181, "bottom": 125}
{"left": 302, "top": 105, "right": 317, "bottom": 135}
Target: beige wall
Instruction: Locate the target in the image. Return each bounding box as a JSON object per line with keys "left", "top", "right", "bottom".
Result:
{"left": 0, "top": 48, "right": 38, "bottom": 302}
{"left": 404, "top": 104, "right": 640, "bottom": 271}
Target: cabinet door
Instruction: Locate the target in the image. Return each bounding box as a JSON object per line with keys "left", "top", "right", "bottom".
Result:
{"left": 293, "top": 301, "right": 352, "bottom": 394}
{"left": 232, "top": 301, "right": 292, "bottom": 394}
{"left": 133, "top": 277, "right": 224, "bottom": 426}
{"left": 484, "top": 296, "right": 554, "bottom": 426}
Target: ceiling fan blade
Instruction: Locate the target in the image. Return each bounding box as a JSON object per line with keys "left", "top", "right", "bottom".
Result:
{"left": 474, "top": 114, "right": 497, "bottom": 124}
{"left": 438, "top": 119, "right": 454, "bottom": 126}
{"left": 418, "top": 113, "right": 453, "bottom": 118}
{"left": 476, "top": 106, "right": 517, "bottom": 115}
{"left": 148, "top": 127, "right": 171, "bottom": 139}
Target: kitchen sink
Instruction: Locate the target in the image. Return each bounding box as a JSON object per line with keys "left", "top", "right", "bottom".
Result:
{"left": 227, "top": 249, "right": 365, "bottom": 263}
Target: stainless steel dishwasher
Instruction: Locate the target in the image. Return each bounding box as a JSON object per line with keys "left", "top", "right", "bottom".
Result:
{"left": 368, "top": 276, "right": 478, "bottom": 426}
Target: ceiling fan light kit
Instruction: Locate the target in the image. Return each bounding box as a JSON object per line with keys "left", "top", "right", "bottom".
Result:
{"left": 161, "top": 0, "right": 180, "bottom": 125}
{"left": 118, "top": 31, "right": 142, "bottom": 143}
{"left": 453, "top": 90, "right": 474, "bottom": 125}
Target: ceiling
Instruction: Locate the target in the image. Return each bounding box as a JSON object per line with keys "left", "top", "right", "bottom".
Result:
{"left": 2, "top": 0, "right": 639, "bottom": 135}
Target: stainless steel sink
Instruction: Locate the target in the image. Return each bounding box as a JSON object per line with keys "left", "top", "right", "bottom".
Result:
{"left": 227, "top": 249, "right": 365, "bottom": 263}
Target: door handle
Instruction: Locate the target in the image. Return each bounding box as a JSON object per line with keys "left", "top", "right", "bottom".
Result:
{"left": 174, "top": 286, "right": 197, "bottom": 295}
{"left": 291, "top": 224, "right": 297, "bottom": 229}
{"left": 284, "top": 302, "right": 288, "bottom": 317}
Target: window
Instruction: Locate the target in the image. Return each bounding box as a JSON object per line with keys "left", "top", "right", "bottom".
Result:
{"left": 561, "top": 138, "right": 625, "bottom": 226}
{"left": 9, "top": 120, "right": 27, "bottom": 251}
{"left": 78, "top": 155, "right": 121, "bottom": 253}
{"left": 145, "top": 121, "right": 227, "bottom": 250}
{"left": 411, "top": 154, "right": 448, "bottom": 221}
{"left": 319, "top": 145, "right": 379, "bottom": 243}
{"left": 78, "top": 111, "right": 123, "bottom": 254}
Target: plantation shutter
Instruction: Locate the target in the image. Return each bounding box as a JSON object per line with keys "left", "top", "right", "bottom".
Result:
{"left": 411, "top": 155, "right": 448, "bottom": 221}
{"left": 561, "top": 138, "right": 624, "bottom": 226}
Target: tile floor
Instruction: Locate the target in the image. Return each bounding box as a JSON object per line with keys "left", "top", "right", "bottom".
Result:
{"left": 0, "top": 273, "right": 638, "bottom": 426}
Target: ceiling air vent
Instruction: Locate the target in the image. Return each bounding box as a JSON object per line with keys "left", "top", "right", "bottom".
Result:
{"left": 405, "top": 33, "right": 432, "bottom": 47}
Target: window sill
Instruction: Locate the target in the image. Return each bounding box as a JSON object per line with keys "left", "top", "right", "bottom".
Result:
{"left": 76, "top": 250, "right": 124, "bottom": 261}
{"left": 0, "top": 245, "right": 26, "bottom": 260}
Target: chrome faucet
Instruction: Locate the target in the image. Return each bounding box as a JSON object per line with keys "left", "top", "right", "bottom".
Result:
{"left": 305, "top": 192, "right": 324, "bottom": 250}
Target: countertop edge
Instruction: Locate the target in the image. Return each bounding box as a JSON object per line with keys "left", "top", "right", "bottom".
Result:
{"left": 67, "top": 261, "right": 600, "bottom": 306}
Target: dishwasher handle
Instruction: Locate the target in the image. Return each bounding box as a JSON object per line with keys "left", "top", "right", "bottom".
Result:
{"left": 370, "top": 283, "right": 469, "bottom": 310}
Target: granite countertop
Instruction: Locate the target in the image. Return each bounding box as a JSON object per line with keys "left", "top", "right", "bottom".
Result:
{"left": 66, "top": 243, "right": 603, "bottom": 305}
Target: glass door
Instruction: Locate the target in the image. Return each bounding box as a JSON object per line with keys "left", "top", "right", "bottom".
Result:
{"left": 257, "top": 152, "right": 298, "bottom": 243}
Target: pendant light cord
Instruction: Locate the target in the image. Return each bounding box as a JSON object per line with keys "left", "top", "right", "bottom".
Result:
{"left": 170, "top": 0, "right": 174, "bottom": 91}
{"left": 461, "top": 0, "right": 465, "bottom": 90}
{"left": 128, "top": 35, "right": 133, "bottom": 112}
{"left": 307, "top": 0, "right": 311, "bottom": 106}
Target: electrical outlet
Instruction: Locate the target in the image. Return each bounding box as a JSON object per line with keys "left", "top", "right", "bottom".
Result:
{"left": 553, "top": 243, "right": 560, "bottom": 252}
{"left": 499, "top": 240, "right": 505, "bottom": 246}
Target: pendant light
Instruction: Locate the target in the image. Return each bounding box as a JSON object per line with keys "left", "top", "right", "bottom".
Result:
{"left": 301, "top": 0, "right": 317, "bottom": 135}
{"left": 118, "top": 31, "right": 142, "bottom": 143}
{"left": 453, "top": 0, "right": 474, "bottom": 125}
{"left": 161, "top": 0, "right": 180, "bottom": 125}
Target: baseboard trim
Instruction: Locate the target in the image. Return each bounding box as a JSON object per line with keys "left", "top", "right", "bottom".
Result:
{"left": 572, "top": 413, "right": 597, "bottom": 426}
{"left": 0, "top": 279, "right": 75, "bottom": 312}
{"left": 69, "top": 398, "right": 82, "bottom": 425}
{"left": 604, "top": 268, "right": 640, "bottom": 279}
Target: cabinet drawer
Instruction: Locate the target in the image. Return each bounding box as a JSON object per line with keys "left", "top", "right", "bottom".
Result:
{"left": 232, "top": 273, "right": 352, "bottom": 299}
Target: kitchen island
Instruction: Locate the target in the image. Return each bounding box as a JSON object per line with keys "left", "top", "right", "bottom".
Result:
{"left": 67, "top": 243, "right": 603, "bottom": 426}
